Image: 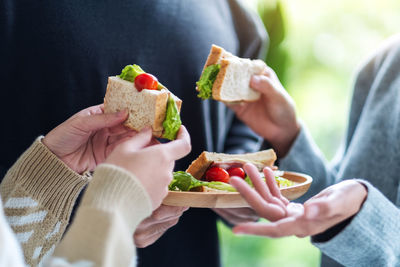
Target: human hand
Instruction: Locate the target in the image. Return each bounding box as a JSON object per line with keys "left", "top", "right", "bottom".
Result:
{"left": 133, "top": 205, "right": 189, "bottom": 248}
{"left": 105, "top": 126, "right": 191, "bottom": 209}
{"left": 43, "top": 104, "right": 136, "bottom": 174}
{"left": 228, "top": 67, "right": 300, "bottom": 157}
{"left": 230, "top": 164, "right": 368, "bottom": 238}
{"left": 213, "top": 208, "right": 259, "bottom": 225}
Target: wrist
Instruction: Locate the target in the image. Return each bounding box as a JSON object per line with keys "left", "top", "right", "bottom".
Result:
{"left": 269, "top": 121, "right": 300, "bottom": 157}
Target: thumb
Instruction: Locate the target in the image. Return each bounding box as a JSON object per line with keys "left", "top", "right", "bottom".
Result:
{"left": 117, "top": 127, "right": 153, "bottom": 151}
{"left": 77, "top": 110, "right": 128, "bottom": 132}
{"left": 250, "top": 75, "right": 275, "bottom": 96}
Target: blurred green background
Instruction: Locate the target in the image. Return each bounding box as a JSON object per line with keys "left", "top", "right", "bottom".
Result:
{"left": 218, "top": 0, "right": 400, "bottom": 266}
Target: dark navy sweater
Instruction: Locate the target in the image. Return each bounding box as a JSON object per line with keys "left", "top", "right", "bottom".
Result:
{"left": 0, "top": 1, "right": 266, "bottom": 266}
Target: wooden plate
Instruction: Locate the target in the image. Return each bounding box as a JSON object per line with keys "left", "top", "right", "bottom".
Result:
{"left": 162, "top": 171, "right": 312, "bottom": 208}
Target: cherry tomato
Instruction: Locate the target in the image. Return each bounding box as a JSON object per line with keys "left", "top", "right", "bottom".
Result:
{"left": 134, "top": 73, "right": 158, "bottom": 91}
{"left": 227, "top": 167, "right": 246, "bottom": 179}
{"left": 205, "top": 167, "right": 230, "bottom": 183}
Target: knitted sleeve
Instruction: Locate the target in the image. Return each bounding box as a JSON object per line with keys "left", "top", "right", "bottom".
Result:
{"left": 48, "top": 164, "right": 152, "bottom": 266}
{"left": 312, "top": 180, "right": 400, "bottom": 266}
{"left": 0, "top": 137, "right": 90, "bottom": 266}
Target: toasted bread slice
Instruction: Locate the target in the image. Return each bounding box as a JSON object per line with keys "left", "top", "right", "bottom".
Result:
{"left": 104, "top": 76, "right": 182, "bottom": 137}
{"left": 186, "top": 149, "right": 277, "bottom": 180}
{"left": 198, "top": 44, "right": 266, "bottom": 103}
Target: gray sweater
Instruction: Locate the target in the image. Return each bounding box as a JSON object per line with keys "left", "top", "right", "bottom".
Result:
{"left": 280, "top": 35, "right": 400, "bottom": 266}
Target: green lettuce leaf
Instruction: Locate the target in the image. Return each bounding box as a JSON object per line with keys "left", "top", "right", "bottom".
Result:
{"left": 168, "top": 171, "right": 237, "bottom": 192}
{"left": 119, "top": 64, "right": 145, "bottom": 82}
{"left": 204, "top": 181, "right": 237, "bottom": 192}
{"left": 169, "top": 171, "right": 206, "bottom": 191}
{"left": 196, "top": 64, "right": 221, "bottom": 100}
{"left": 162, "top": 97, "right": 182, "bottom": 140}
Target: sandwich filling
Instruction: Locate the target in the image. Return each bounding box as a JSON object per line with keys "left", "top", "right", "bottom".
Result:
{"left": 169, "top": 171, "right": 237, "bottom": 192}
{"left": 196, "top": 64, "right": 221, "bottom": 100}
{"left": 119, "top": 64, "right": 165, "bottom": 90}
{"left": 119, "top": 64, "right": 181, "bottom": 140}
{"left": 162, "top": 97, "right": 181, "bottom": 140}
{"left": 169, "top": 167, "right": 294, "bottom": 192}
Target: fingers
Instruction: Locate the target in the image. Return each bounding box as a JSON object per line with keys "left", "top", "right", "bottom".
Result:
{"left": 213, "top": 208, "right": 259, "bottom": 225}
{"left": 117, "top": 128, "right": 153, "bottom": 151}
{"left": 233, "top": 217, "right": 299, "bottom": 238}
{"left": 250, "top": 75, "right": 275, "bottom": 95}
{"left": 75, "top": 109, "right": 128, "bottom": 133}
{"left": 150, "top": 205, "right": 188, "bottom": 222}
{"left": 243, "top": 164, "right": 286, "bottom": 210}
{"left": 230, "top": 176, "right": 285, "bottom": 221}
{"left": 108, "top": 130, "right": 138, "bottom": 146}
{"left": 263, "top": 167, "right": 288, "bottom": 205}
{"left": 134, "top": 205, "right": 187, "bottom": 248}
{"left": 158, "top": 126, "right": 191, "bottom": 160}
{"left": 134, "top": 217, "right": 180, "bottom": 248}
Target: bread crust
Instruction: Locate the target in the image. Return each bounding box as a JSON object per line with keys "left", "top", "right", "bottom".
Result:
{"left": 152, "top": 92, "right": 170, "bottom": 136}
{"left": 205, "top": 44, "right": 224, "bottom": 68}
{"left": 212, "top": 59, "right": 230, "bottom": 101}
{"left": 186, "top": 152, "right": 214, "bottom": 180}
{"left": 196, "top": 45, "right": 224, "bottom": 92}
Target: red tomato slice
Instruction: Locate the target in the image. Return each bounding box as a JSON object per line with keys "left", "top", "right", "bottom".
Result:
{"left": 227, "top": 167, "right": 246, "bottom": 179}
{"left": 205, "top": 167, "right": 230, "bottom": 183}
{"left": 134, "top": 73, "right": 158, "bottom": 91}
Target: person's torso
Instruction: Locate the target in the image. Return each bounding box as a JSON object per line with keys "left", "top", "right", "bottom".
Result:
{"left": 338, "top": 41, "right": 400, "bottom": 207}
{"left": 1, "top": 2, "right": 244, "bottom": 267}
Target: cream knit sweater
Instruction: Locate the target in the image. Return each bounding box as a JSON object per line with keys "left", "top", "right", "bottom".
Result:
{"left": 0, "top": 138, "right": 152, "bottom": 266}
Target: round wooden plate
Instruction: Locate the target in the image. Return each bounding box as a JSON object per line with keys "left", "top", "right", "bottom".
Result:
{"left": 162, "top": 171, "right": 313, "bottom": 208}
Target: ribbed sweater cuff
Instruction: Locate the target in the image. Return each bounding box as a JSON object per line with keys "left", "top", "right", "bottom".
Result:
{"left": 80, "top": 164, "right": 153, "bottom": 232}
{"left": 3, "top": 137, "right": 90, "bottom": 220}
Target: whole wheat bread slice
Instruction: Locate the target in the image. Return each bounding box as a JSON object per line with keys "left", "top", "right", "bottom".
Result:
{"left": 186, "top": 149, "right": 277, "bottom": 180}
{"left": 197, "top": 44, "right": 266, "bottom": 103}
{"left": 104, "top": 76, "right": 182, "bottom": 137}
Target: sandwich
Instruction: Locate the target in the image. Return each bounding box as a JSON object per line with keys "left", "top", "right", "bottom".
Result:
{"left": 196, "top": 44, "right": 267, "bottom": 102}
{"left": 104, "top": 65, "right": 182, "bottom": 140}
{"left": 169, "top": 149, "right": 294, "bottom": 192}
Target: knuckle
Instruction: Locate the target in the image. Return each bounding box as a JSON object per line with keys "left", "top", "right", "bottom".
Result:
{"left": 152, "top": 210, "right": 165, "bottom": 221}
{"left": 133, "top": 233, "right": 147, "bottom": 248}
{"left": 182, "top": 141, "right": 192, "bottom": 154}
{"left": 164, "top": 218, "right": 180, "bottom": 229}
{"left": 318, "top": 202, "right": 332, "bottom": 216}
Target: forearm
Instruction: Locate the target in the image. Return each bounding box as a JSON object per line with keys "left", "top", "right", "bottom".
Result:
{"left": 312, "top": 180, "right": 400, "bottom": 266}
{"left": 0, "top": 137, "right": 90, "bottom": 266}
{"left": 50, "top": 164, "right": 152, "bottom": 266}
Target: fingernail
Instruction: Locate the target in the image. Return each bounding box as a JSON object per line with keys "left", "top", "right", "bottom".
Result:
{"left": 306, "top": 205, "right": 319, "bottom": 219}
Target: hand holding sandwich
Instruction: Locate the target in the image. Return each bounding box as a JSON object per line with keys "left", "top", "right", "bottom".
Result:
{"left": 230, "top": 163, "right": 367, "bottom": 238}
{"left": 43, "top": 104, "right": 136, "bottom": 174}
{"left": 106, "top": 126, "right": 192, "bottom": 209}
{"left": 228, "top": 67, "right": 300, "bottom": 157}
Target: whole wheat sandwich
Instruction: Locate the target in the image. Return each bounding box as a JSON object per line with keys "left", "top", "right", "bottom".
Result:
{"left": 104, "top": 65, "right": 182, "bottom": 140}
{"left": 186, "top": 149, "right": 277, "bottom": 180}
{"left": 168, "top": 149, "right": 288, "bottom": 193}
{"left": 196, "top": 44, "right": 267, "bottom": 102}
